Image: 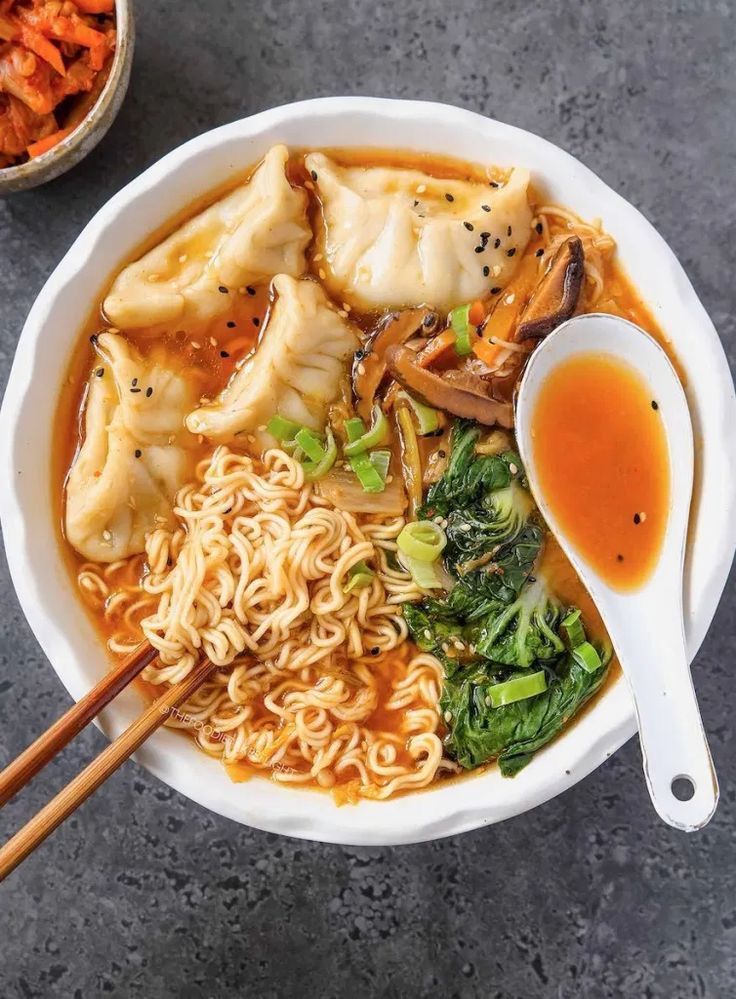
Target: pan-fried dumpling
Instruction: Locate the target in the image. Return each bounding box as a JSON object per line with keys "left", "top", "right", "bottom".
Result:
{"left": 305, "top": 153, "right": 533, "bottom": 312}
{"left": 103, "top": 145, "right": 311, "bottom": 330}
{"left": 187, "top": 275, "right": 359, "bottom": 446}
{"left": 65, "top": 333, "right": 200, "bottom": 562}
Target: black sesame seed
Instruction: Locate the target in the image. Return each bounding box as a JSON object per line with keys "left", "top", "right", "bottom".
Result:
{"left": 355, "top": 348, "right": 365, "bottom": 359}
{"left": 227, "top": 320, "right": 236, "bottom": 328}
{"left": 633, "top": 513, "right": 641, "bottom": 525}
{"left": 481, "top": 204, "right": 491, "bottom": 212}
{"left": 310, "top": 169, "right": 318, "bottom": 181}
{"left": 535, "top": 222, "right": 543, "bottom": 234}
{"left": 438, "top": 449, "right": 446, "bottom": 458}
{"left": 253, "top": 317, "right": 260, "bottom": 327}
{"left": 507, "top": 225, "right": 512, "bottom": 237}
{"left": 491, "top": 287, "right": 502, "bottom": 295}
{"left": 480, "top": 231, "right": 491, "bottom": 240}
{"left": 130, "top": 387, "right": 141, "bottom": 394}
{"left": 617, "top": 554, "right": 624, "bottom": 561}
{"left": 146, "top": 387, "right": 153, "bottom": 398}
{"left": 536, "top": 248, "right": 544, "bottom": 257}
{"left": 463, "top": 221, "right": 474, "bottom": 231}
{"left": 489, "top": 180, "right": 499, "bottom": 188}
{"left": 89, "top": 334, "right": 98, "bottom": 344}
{"left": 651, "top": 400, "right": 659, "bottom": 410}
{"left": 132, "top": 377, "right": 138, "bottom": 387}
{"left": 246, "top": 286, "right": 256, "bottom": 296}
{"left": 220, "top": 350, "right": 230, "bottom": 358}
{"left": 218, "top": 285, "right": 229, "bottom": 294}
{"left": 445, "top": 192, "right": 454, "bottom": 202}
{"left": 528, "top": 576, "right": 536, "bottom": 584}
{"left": 413, "top": 199, "right": 419, "bottom": 207}
{"left": 370, "top": 646, "right": 380, "bottom": 656}
{"left": 134, "top": 449, "right": 142, "bottom": 458}
{"left": 95, "top": 367, "right": 104, "bottom": 377}
{"left": 507, "top": 248, "right": 517, "bottom": 257}
{"left": 494, "top": 237, "right": 501, "bottom": 249}
{"left": 474, "top": 246, "right": 485, "bottom": 254}
{"left": 423, "top": 314, "right": 437, "bottom": 327}
{"left": 482, "top": 265, "right": 490, "bottom": 277}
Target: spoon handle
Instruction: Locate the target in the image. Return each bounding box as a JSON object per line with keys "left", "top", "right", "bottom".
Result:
{"left": 612, "top": 600, "right": 718, "bottom": 831}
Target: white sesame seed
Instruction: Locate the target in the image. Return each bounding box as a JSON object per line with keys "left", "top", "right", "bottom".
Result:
{"left": 319, "top": 268, "right": 326, "bottom": 280}
{"left": 416, "top": 184, "right": 427, "bottom": 194}
{"left": 444, "top": 710, "right": 452, "bottom": 723}
{"left": 640, "top": 511, "right": 647, "bottom": 522}
{"left": 505, "top": 293, "right": 516, "bottom": 305}
{"left": 146, "top": 273, "right": 160, "bottom": 283}
{"left": 485, "top": 696, "right": 492, "bottom": 707}
{"left": 424, "top": 629, "right": 432, "bottom": 640}
{"left": 492, "top": 265, "right": 502, "bottom": 277}
{"left": 102, "top": 529, "right": 112, "bottom": 542}
{"left": 179, "top": 254, "right": 188, "bottom": 263}
{"left": 509, "top": 463, "right": 518, "bottom": 475}
{"left": 313, "top": 252, "right": 323, "bottom": 262}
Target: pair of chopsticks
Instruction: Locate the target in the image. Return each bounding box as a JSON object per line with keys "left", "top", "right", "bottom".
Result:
{"left": 0, "top": 644, "right": 213, "bottom": 882}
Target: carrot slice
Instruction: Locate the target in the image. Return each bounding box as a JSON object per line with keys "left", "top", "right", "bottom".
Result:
{"left": 18, "top": 24, "right": 65, "bottom": 76}
{"left": 468, "top": 299, "right": 487, "bottom": 327}
{"left": 472, "top": 337, "right": 502, "bottom": 367}
{"left": 27, "top": 124, "right": 73, "bottom": 157}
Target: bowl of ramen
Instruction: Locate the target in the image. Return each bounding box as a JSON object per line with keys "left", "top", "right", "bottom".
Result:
{"left": 2, "top": 98, "right": 735, "bottom": 844}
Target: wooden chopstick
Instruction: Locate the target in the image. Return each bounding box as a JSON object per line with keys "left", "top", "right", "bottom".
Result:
{"left": 0, "top": 653, "right": 213, "bottom": 882}
{"left": 0, "top": 642, "right": 158, "bottom": 807}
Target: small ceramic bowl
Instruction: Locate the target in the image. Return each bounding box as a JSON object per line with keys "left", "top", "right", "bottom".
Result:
{"left": 2, "top": 98, "right": 735, "bottom": 845}
{"left": 0, "top": 0, "right": 134, "bottom": 195}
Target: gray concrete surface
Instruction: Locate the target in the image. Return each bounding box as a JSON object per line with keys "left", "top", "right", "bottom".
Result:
{"left": 1, "top": 1, "right": 735, "bottom": 996}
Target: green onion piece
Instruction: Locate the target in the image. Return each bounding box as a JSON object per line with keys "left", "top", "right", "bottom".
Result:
{"left": 344, "top": 560, "right": 375, "bottom": 593}
{"left": 344, "top": 406, "right": 391, "bottom": 456}
{"left": 397, "top": 520, "right": 447, "bottom": 562}
{"left": 450, "top": 303, "right": 473, "bottom": 356}
{"left": 349, "top": 451, "right": 386, "bottom": 493}
{"left": 397, "top": 392, "right": 440, "bottom": 435}
{"left": 562, "top": 608, "right": 586, "bottom": 648}
{"left": 267, "top": 414, "right": 302, "bottom": 442}
{"left": 403, "top": 554, "right": 445, "bottom": 589}
{"left": 302, "top": 428, "right": 337, "bottom": 481}
{"left": 369, "top": 449, "right": 391, "bottom": 480}
{"left": 572, "top": 641, "right": 603, "bottom": 674}
{"left": 295, "top": 427, "right": 326, "bottom": 462}
{"left": 344, "top": 417, "right": 366, "bottom": 444}
{"left": 488, "top": 670, "right": 547, "bottom": 708}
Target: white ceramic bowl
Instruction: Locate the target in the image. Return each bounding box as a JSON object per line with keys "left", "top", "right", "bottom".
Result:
{"left": 2, "top": 98, "right": 735, "bottom": 845}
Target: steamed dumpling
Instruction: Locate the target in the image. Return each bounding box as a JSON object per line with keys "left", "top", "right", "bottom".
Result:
{"left": 187, "top": 275, "right": 359, "bottom": 446}
{"left": 305, "top": 153, "right": 533, "bottom": 311}
{"left": 103, "top": 145, "right": 311, "bottom": 330}
{"left": 65, "top": 333, "right": 200, "bottom": 562}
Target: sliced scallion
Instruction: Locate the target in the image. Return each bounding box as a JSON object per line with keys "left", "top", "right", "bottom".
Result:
{"left": 267, "top": 413, "right": 302, "bottom": 442}
{"left": 450, "top": 303, "right": 473, "bottom": 356}
{"left": 369, "top": 449, "right": 391, "bottom": 481}
{"left": 349, "top": 450, "right": 386, "bottom": 493}
{"left": 344, "top": 405, "right": 391, "bottom": 456}
{"left": 344, "top": 417, "right": 366, "bottom": 444}
{"left": 403, "top": 554, "right": 445, "bottom": 589}
{"left": 397, "top": 520, "right": 447, "bottom": 562}
{"left": 562, "top": 608, "right": 585, "bottom": 648}
{"left": 344, "top": 560, "right": 375, "bottom": 592}
{"left": 295, "top": 427, "right": 327, "bottom": 463}
{"left": 488, "top": 670, "right": 547, "bottom": 708}
{"left": 397, "top": 392, "right": 440, "bottom": 435}
{"left": 302, "top": 428, "right": 337, "bottom": 481}
{"left": 572, "top": 641, "right": 603, "bottom": 674}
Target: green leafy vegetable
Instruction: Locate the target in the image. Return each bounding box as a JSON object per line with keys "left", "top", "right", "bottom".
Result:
{"left": 475, "top": 577, "right": 565, "bottom": 668}
{"left": 440, "top": 649, "right": 610, "bottom": 773}
{"left": 402, "top": 418, "right": 611, "bottom": 778}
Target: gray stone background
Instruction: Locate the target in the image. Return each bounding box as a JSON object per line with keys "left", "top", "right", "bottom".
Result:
{"left": 0, "top": 1, "right": 734, "bottom": 996}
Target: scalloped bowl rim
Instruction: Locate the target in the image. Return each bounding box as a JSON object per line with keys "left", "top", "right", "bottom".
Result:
{"left": 1, "top": 97, "right": 734, "bottom": 845}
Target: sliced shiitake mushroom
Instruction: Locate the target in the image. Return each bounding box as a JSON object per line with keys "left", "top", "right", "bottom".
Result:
{"left": 515, "top": 235, "right": 585, "bottom": 342}
{"left": 353, "top": 307, "right": 438, "bottom": 421}
{"left": 385, "top": 345, "right": 514, "bottom": 428}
